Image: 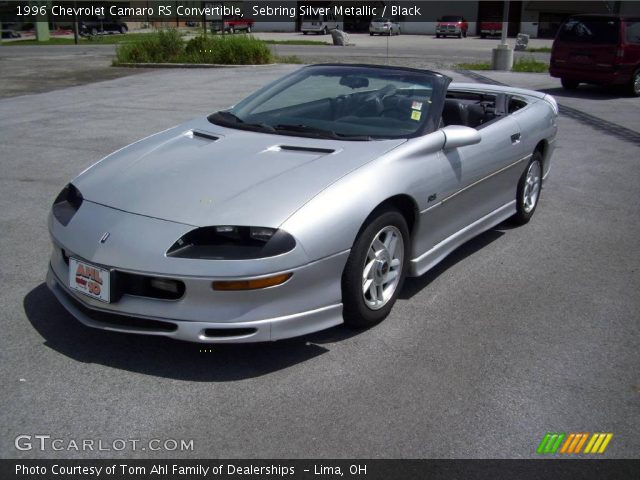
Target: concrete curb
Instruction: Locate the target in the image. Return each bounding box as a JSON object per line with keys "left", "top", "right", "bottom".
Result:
{"left": 115, "top": 62, "right": 281, "bottom": 68}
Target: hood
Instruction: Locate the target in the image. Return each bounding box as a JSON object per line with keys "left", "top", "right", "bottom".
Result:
{"left": 73, "top": 118, "right": 405, "bottom": 228}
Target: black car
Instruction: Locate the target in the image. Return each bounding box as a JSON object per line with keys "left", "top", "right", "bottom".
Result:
{"left": 80, "top": 17, "right": 128, "bottom": 36}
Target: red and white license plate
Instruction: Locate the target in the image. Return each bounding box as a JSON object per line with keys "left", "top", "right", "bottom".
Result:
{"left": 69, "top": 257, "right": 111, "bottom": 303}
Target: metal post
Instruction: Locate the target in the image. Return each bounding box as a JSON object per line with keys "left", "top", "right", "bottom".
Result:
{"left": 491, "top": 1, "right": 513, "bottom": 70}
{"left": 72, "top": 0, "right": 78, "bottom": 44}
{"left": 500, "top": 1, "right": 509, "bottom": 45}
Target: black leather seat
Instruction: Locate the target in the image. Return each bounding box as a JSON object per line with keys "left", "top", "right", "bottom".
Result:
{"left": 442, "top": 99, "right": 469, "bottom": 126}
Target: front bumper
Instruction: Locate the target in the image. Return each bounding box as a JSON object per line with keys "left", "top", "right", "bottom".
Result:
{"left": 436, "top": 27, "right": 461, "bottom": 35}
{"left": 47, "top": 266, "right": 342, "bottom": 343}
{"left": 47, "top": 201, "right": 348, "bottom": 343}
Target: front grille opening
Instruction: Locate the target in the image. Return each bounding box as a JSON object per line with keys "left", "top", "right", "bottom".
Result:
{"left": 64, "top": 290, "right": 177, "bottom": 332}
{"left": 117, "top": 272, "right": 185, "bottom": 300}
{"left": 204, "top": 328, "right": 257, "bottom": 338}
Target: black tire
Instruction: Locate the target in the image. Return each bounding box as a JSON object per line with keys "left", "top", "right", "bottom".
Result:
{"left": 480, "top": 33, "right": 486, "bottom": 39}
{"left": 246, "top": 25, "right": 251, "bottom": 33}
{"left": 342, "top": 208, "right": 409, "bottom": 328}
{"left": 119, "top": 25, "right": 127, "bottom": 34}
{"left": 370, "top": 32, "right": 374, "bottom": 36}
{"left": 629, "top": 68, "right": 640, "bottom": 97}
{"left": 303, "top": 31, "right": 308, "bottom": 35}
{"left": 512, "top": 152, "right": 543, "bottom": 225}
{"left": 436, "top": 34, "right": 440, "bottom": 38}
{"left": 458, "top": 32, "right": 462, "bottom": 38}
{"left": 561, "top": 78, "right": 579, "bottom": 90}
{"left": 90, "top": 27, "right": 98, "bottom": 36}
{"left": 463, "top": 30, "right": 467, "bottom": 38}
{"left": 323, "top": 27, "right": 328, "bottom": 35}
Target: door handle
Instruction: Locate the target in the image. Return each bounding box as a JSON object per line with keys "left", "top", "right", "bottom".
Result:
{"left": 511, "top": 132, "right": 521, "bottom": 144}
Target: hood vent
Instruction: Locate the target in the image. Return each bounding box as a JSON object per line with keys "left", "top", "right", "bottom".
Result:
{"left": 278, "top": 145, "right": 335, "bottom": 155}
{"left": 191, "top": 130, "right": 219, "bottom": 142}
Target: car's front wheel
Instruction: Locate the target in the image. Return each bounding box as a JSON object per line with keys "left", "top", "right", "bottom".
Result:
{"left": 512, "top": 152, "right": 543, "bottom": 225}
{"left": 342, "top": 209, "right": 409, "bottom": 327}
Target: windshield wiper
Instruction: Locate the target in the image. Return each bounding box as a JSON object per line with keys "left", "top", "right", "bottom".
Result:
{"left": 274, "top": 124, "right": 371, "bottom": 141}
{"left": 209, "top": 111, "right": 275, "bottom": 133}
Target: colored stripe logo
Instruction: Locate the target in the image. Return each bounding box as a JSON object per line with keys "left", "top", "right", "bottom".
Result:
{"left": 537, "top": 433, "right": 613, "bottom": 454}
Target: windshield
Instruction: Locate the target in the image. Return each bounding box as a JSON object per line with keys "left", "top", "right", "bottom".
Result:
{"left": 441, "top": 16, "right": 463, "bottom": 22}
{"left": 209, "top": 65, "right": 448, "bottom": 140}
{"left": 372, "top": 18, "right": 390, "bottom": 23}
{"left": 557, "top": 17, "right": 620, "bottom": 44}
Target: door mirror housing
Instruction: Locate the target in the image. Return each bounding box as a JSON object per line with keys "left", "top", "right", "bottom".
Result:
{"left": 442, "top": 125, "right": 481, "bottom": 150}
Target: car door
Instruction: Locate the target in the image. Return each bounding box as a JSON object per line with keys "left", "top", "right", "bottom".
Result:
{"left": 415, "top": 110, "right": 525, "bottom": 256}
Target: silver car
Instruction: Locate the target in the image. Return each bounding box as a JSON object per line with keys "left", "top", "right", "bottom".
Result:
{"left": 369, "top": 18, "right": 401, "bottom": 36}
{"left": 47, "top": 64, "right": 558, "bottom": 343}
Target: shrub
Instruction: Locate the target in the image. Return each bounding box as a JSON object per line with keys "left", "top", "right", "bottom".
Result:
{"left": 184, "top": 34, "right": 273, "bottom": 64}
{"left": 115, "top": 29, "right": 184, "bottom": 64}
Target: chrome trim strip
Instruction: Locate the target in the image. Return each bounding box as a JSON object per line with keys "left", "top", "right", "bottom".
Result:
{"left": 420, "top": 154, "right": 531, "bottom": 214}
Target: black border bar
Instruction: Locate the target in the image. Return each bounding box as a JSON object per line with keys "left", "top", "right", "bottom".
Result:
{"left": 3, "top": 459, "right": 640, "bottom": 480}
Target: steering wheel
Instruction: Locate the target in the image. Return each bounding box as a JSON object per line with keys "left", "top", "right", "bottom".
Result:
{"left": 353, "top": 84, "right": 398, "bottom": 116}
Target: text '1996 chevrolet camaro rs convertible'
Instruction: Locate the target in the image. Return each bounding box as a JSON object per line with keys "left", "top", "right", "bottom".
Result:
{"left": 47, "top": 64, "right": 558, "bottom": 343}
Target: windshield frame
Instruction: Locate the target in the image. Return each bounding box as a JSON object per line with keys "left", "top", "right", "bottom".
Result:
{"left": 208, "top": 64, "right": 451, "bottom": 141}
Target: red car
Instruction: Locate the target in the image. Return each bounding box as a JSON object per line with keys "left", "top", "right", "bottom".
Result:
{"left": 479, "top": 21, "right": 502, "bottom": 39}
{"left": 435, "top": 16, "right": 468, "bottom": 38}
{"left": 223, "top": 16, "right": 254, "bottom": 34}
{"left": 550, "top": 14, "right": 640, "bottom": 96}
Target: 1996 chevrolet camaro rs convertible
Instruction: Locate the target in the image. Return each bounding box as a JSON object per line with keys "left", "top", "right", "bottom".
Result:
{"left": 47, "top": 64, "right": 558, "bottom": 343}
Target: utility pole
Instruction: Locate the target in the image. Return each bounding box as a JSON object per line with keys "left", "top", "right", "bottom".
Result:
{"left": 491, "top": 1, "right": 513, "bottom": 70}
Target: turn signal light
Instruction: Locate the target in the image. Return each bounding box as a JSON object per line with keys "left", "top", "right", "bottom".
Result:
{"left": 212, "top": 273, "right": 292, "bottom": 291}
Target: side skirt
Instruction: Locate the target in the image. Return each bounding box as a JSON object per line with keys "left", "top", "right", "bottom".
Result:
{"left": 408, "top": 201, "right": 516, "bottom": 277}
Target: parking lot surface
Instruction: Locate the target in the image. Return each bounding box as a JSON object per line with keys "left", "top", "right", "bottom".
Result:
{"left": 0, "top": 63, "right": 638, "bottom": 459}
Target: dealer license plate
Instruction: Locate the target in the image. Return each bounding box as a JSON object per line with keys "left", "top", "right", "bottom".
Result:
{"left": 69, "top": 257, "right": 111, "bottom": 303}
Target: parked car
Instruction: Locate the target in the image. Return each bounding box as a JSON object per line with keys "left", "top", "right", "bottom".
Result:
{"left": 1, "top": 29, "right": 22, "bottom": 39}
{"left": 369, "top": 18, "right": 401, "bottom": 36}
{"left": 79, "top": 17, "right": 128, "bottom": 36}
{"left": 301, "top": 13, "right": 339, "bottom": 35}
{"left": 436, "top": 15, "right": 468, "bottom": 38}
{"left": 223, "top": 16, "right": 254, "bottom": 34}
{"left": 550, "top": 14, "right": 640, "bottom": 95}
{"left": 479, "top": 20, "right": 503, "bottom": 38}
{"left": 47, "top": 64, "right": 558, "bottom": 343}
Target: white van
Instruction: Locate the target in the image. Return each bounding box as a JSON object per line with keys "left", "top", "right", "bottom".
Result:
{"left": 301, "top": 13, "right": 339, "bottom": 35}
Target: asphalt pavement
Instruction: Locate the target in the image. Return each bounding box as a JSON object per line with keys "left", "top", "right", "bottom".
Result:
{"left": 0, "top": 60, "right": 639, "bottom": 459}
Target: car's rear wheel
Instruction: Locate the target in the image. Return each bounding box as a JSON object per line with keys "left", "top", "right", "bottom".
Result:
{"left": 246, "top": 25, "right": 251, "bottom": 33}
{"left": 512, "top": 152, "right": 543, "bottom": 225}
{"left": 120, "top": 25, "right": 127, "bottom": 34}
{"left": 629, "top": 68, "right": 640, "bottom": 97}
{"left": 436, "top": 34, "right": 440, "bottom": 38}
{"left": 561, "top": 78, "right": 579, "bottom": 90}
{"left": 342, "top": 209, "right": 409, "bottom": 328}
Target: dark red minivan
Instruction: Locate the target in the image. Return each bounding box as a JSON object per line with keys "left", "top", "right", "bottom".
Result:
{"left": 550, "top": 14, "right": 640, "bottom": 96}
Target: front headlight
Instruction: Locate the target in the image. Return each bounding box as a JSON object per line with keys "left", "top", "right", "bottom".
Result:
{"left": 52, "top": 183, "right": 83, "bottom": 226}
{"left": 166, "top": 226, "right": 296, "bottom": 260}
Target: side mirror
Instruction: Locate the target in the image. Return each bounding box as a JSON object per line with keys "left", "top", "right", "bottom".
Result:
{"left": 442, "top": 125, "right": 481, "bottom": 150}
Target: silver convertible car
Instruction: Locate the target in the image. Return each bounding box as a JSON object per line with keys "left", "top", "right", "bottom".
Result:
{"left": 47, "top": 64, "right": 558, "bottom": 343}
